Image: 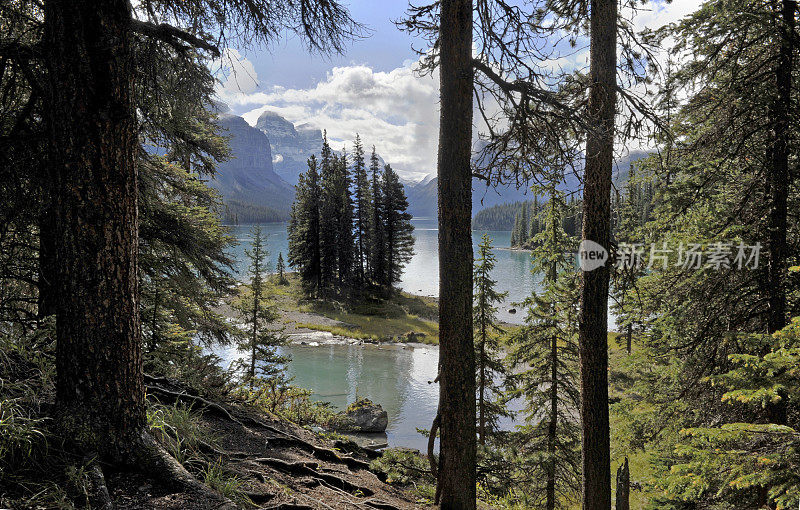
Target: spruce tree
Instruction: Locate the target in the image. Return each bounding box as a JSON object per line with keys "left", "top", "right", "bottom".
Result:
{"left": 288, "top": 155, "right": 322, "bottom": 296}
{"left": 233, "top": 226, "right": 289, "bottom": 391}
{"left": 334, "top": 151, "right": 355, "bottom": 288}
{"left": 352, "top": 134, "right": 372, "bottom": 284}
{"left": 319, "top": 133, "right": 338, "bottom": 290}
{"left": 473, "top": 234, "right": 509, "bottom": 445}
{"left": 381, "top": 164, "right": 415, "bottom": 295}
{"left": 369, "top": 146, "right": 386, "bottom": 285}
{"left": 276, "top": 252, "right": 287, "bottom": 285}
{"left": 508, "top": 188, "right": 581, "bottom": 510}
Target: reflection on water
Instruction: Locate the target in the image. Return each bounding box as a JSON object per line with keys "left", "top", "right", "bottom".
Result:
{"left": 213, "top": 342, "right": 441, "bottom": 452}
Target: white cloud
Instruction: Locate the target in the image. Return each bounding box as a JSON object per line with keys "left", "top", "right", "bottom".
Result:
{"left": 216, "top": 60, "right": 440, "bottom": 179}
{"left": 212, "top": 0, "right": 702, "bottom": 179}
{"left": 217, "top": 48, "right": 260, "bottom": 96}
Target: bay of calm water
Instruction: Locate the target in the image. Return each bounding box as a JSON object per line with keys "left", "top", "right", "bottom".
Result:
{"left": 220, "top": 218, "right": 535, "bottom": 450}
{"left": 226, "top": 218, "right": 541, "bottom": 324}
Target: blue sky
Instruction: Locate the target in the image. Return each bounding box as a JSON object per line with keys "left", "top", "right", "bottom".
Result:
{"left": 214, "top": 0, "right": 700, "bottom": 181}
{"left": 242, "top": 0, "right": 421, "bottom": 90}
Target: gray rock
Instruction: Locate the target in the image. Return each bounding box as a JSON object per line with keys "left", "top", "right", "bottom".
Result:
{"left": 333, "top": 399, "right": 388, "bottom": 433}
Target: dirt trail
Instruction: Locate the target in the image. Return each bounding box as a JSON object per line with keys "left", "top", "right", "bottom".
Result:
{"left": 107, "top": 379, "right": 429, "bottom": 510}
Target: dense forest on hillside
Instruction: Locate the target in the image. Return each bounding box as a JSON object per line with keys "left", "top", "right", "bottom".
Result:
{"left": 472, "top": 201, "right": 527, "bottom": 230}
{"left": 222, "top": 200, "right": 289, "bottom": 224}
{"left": 1, "top": 0, "right": 799, "bottom": 509}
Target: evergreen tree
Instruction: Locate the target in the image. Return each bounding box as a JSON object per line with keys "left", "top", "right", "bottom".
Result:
{"left": 518, "top": 202, "right": 529, "bottom": 246}
{"left": 511, "top": 212, "right": 522, "bottom": 247}
{"left": 319, "top": 133, "right": 338, "bottom": 290}
{"left": 276, "top": 252, "right": 287, "bottom": 285}
{"left": 369, "top": 146, "right": 386, "bottom": 285}
{"left": 381, "top": 164, "right": 415, "bottom": 294}
{"left": 335, "top": 151, "right": 355, "bottom": 288}
{"left": 473, "top": 234, "right": 509, "bottom": 445}
{"left": 288, "top": 155, "right": 322, "bottom": 296}
{"left": 352, "top": 134, "right": 372, "bottom": 284}
{"left": 233, "top": 226, "right": 289, "bottom": 391}
{"left": 508, "top": 188, "right": 581, "bottom": 510}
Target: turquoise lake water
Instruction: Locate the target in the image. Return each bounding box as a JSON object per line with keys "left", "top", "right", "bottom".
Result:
{"left": 218, "top": 218, "right": 537, "bottom": 450}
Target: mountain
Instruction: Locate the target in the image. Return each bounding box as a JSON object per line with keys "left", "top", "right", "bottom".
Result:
{"left": 254, "top": 111, "right": 324, "bottom": 185}
{"left": 405, "top": 150, "right": 651, "bottom": 219}
{"left": 255, "top": 110, "right": 387, "bottom": 185}
{"left": 210, "top": 113, "right": 295, "bottom": 222}
{"left": 405, "top": 177, "right": 535, "bottom": 219}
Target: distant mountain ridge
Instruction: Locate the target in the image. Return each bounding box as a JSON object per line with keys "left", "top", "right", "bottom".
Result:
{"left": 209, "top": 113, "right": 295, "bottom": 222}
{"left": 210, "top": 106, "right": 652, "bottom": 224}
{"left": 404, "top": 149, "right": 651, "bottom": 219}
{"left": 254, "top": 110, "right": 386, "bottom": 185}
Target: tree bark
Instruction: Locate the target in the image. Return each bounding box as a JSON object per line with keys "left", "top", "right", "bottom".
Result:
{"left": 44, "top": 0, "right": 144, "bottom": 461}
{"left": 37, "top": 208, "right": 58, "bottom": 317}
{"left": 766, "top": 0, "right": 794, "bottom": 335}
{"left": 579, "top": 0, "right": 617, "bottom": 508}
{"left": 546, "top": 329, "right": 558, "bottom": 510}
{"left": 437, "top": 0, "right": 476, "bottom": 507}
{"left": 479, "top": 332, "right": 486, "bottom": 445}
{"left": 615, "top": 457, "right": 629, "bottom": 510}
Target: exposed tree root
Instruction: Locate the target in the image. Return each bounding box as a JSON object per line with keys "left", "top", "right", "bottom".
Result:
{"left": 427, "top": 411, "right": 440, "bottom": 477}
{"left": 362, "top": 499, "right": 402, "bottom": 510}
{"left": 134, "top": 431, "right": 237, "bottom": 509}
{"left": 146, "top": 378, "right": 372, "bottom": 473}
{"left": 252, "top": 456, "right": 374, "bottom": 497}
{"left": 145, "top": 381, "right": 242, "bottom": 424}
{"left": 262, "top": 504, "right": 314, "bottom": 510}
{"left": 85, "top": 461, "right": 114, "bottom": 510}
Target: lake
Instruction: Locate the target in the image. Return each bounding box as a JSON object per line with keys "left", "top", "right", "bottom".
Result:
{"left": 226, "top": 218, "right": 541, "bottom": 324}
{"left": 219, "top": 218, "right": 537, "bottom": 450}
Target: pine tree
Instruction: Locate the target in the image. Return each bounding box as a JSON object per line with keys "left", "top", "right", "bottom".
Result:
{"left": 511, "top": 212, "right": 522, "bottom": 247}
{"left": 381, "top": 164, "right": 415, "bottom": 295}
{"left": 518, "top": 202, "right": 529, "bottom": 246}
{"left": 276, "top": 252, "right": 287, "bottom": 285}
{"left": 319, "top": 133, "right": 338, "bottom": 290}
{"left": 334, "top": 151, "right": 355, "bottom": 288}
{"left": 579, "top": 0, "right": 618, "bottom": 505}
{"left": 288, "top": 155, "right": 322, "bottom": 296}
{"left": 473, "top": 234, "right": 509, "bottom": 445}
{"left": 233, "top": 226, "right": 289, "bottom": 390}
{"left": 369, "top": 147, "right": 386, "bottom": 285}
{"left": 508, "top": 188, "right": 581, "bottom": 510}
{"left": 352, "top": 134, "right": 372, "bottom": 284}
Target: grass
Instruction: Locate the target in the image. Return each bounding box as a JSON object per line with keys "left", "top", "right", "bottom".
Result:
{"left": 202, "top": 460, "right": 253, "bottom": 507}
{"left": 266, "top": 274, "right": 441, "bottom": 344}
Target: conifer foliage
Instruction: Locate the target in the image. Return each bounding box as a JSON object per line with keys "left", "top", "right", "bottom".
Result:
{"left": 288, "top": 135, "right": 414, "bottom": 297}
{"left": 233, "top": 226, "right": 289, "bottom": 391}
{"left": 472, "top": 234, "right": 509, "bottom": 445}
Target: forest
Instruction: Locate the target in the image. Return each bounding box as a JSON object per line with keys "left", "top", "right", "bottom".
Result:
{"left": 0, "top": 0, "right": 799, "bottom": 509}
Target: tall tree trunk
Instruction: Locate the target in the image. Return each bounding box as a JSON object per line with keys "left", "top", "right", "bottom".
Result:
{"left": 546, "top": 330, "right": 558, "bottom": 510}
{"left": 579, "top": 0, "right": 617, "bottom": 507}
{"left": 44, "top": 0, "right": 144, "bottom": 461}
{"left": 437, "top": 0, "right": 476, "bottom": 507}
{"left": 37, "top": 208, "right": 57, "bottom": 317}
{"left": 479, "top": 330, "right": 486, "bottom": 445}
{"left": 615, "top": 457, "right": 630, "bottom": 510}
{"left": 766, "top": 0, "right": 794, "bottom": 335}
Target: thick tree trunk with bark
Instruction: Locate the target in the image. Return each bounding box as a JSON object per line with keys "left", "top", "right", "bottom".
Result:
{"left": 766, "top": 0, "right": 794, "bottom": 335}
{"left": 44, "top": 0, "right": 145, "bottom": 461}
{"left": 437, "top": 0, "right": 476, "bottom": 507}
{"left": 37, "top": 208, "right": 57, "bottom": 317}
{"left": 579, "top": 0, "right": 617, "bottom": 508}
